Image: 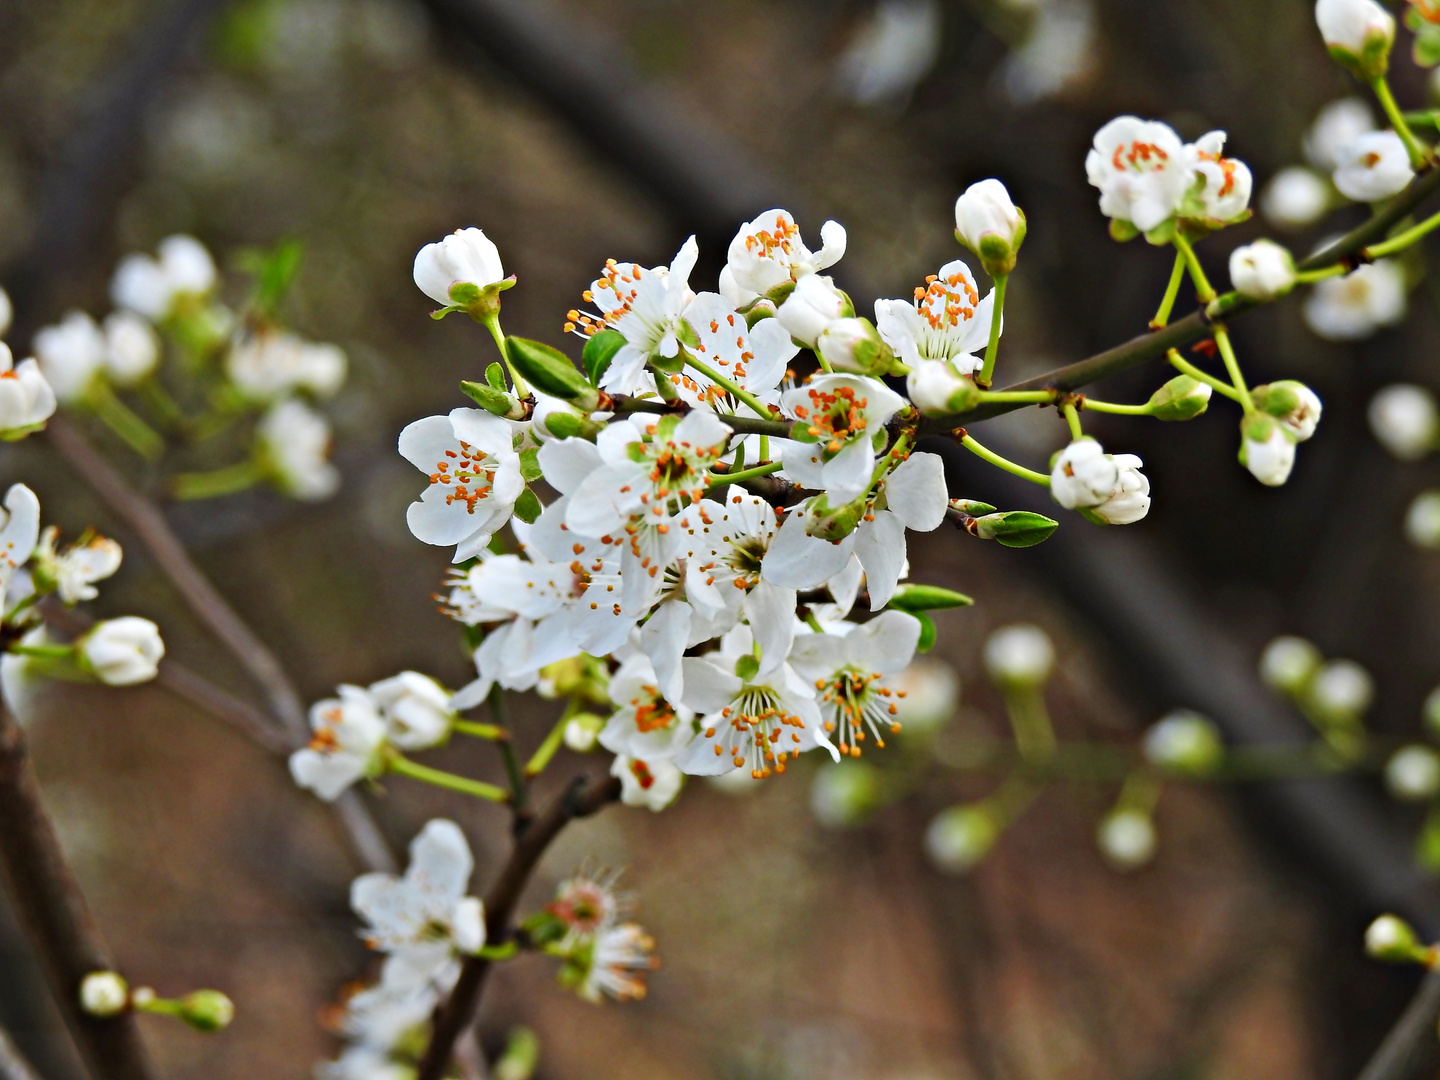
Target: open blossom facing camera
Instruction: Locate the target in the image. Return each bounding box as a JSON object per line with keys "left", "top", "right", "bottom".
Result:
{"left": 780, "top": 373, "right": 905, "bottom": 501}
{"left": 720, "top": 210, "right": 846, "bottom": 305}
{"left": 398, "top": 407, "right": 523, "bottom": 561}
{"left": 1332, "top": 131, "right": 1414, "bottom": 202}
{"left": 1086, "top": 117, "right": 1190, "bottom": 233}
{"left": 0, "top": 342, "right": 56, "bottom": 438}
{"left": 876, "top": 258, "right": 996, "bottom": 380}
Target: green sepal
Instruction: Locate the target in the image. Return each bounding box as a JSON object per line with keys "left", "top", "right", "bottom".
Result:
{"left": 542, "top": 409, "right": 602, "bottom": 440}
{"left": 803, "top": 494, "right": 866, "bottom": 542}
{"left": 764, "top": 281, "right": 797, "bottom": 306}
{"left": 676, "top": 318, "right": 701, "bottom": 349}
{"left": 1417, "top": 27, "right": 1440, "bottom": 68}
{"left": 1143, "top": 218, "right": 1177, "bottom": 246}
{"left": 519, "top": 447, "right": 543, "bottom": 483}
{"left": 1109, "top": 218, "right": 1141, "bottom": 243}
{"left": 449, "top": 281, "right": 483, "bottom": 307}
{"left": 582, "top": 329, "right": 625, "bottom": 386}
{"left": 505, "top": 337, "right": 599, "bottom": 407}
{"left": 460, "top": 380, "right": 521, "bottom": 418}
{"left": 1147, "top": 375, "right": 1211, "bottom": 421}
{"left": 973, "top": 510, "right": 1059, "bottom": 548}
{"left": 837, "top": 290, "right": 856, "bottom": 319}
{"left": 512, "top": 488, "right": 542, "bottom": 525}
{"left": 236, "top": 238, "right": 303, "bottom": 319}
{"left": 887, "top": 584, "right": 974, "bottom": 612}
{"left": 486, "top": 363, "right": 507, "bottom": 391}
{"left": 914, "top": 611, "right": 937, "bottom": 654}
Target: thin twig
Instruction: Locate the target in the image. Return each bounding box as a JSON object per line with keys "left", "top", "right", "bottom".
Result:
{"left": 0, "top": 705, "right": 153, "bottom": 1080}
{"left": 1355, "top": 969, "right": 1440, "bottom": 1080}
{"left": 0, "top": 1024, "right": 43, "bottom": 1080}
{"left": 416, "top": 773, "right": 622, "bottom": 1080}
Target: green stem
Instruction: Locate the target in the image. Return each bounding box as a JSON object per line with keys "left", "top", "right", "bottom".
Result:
{"left": 729, "top": 437, "right": 746, "bottom": 475}
{"left": 89, "top": 383, "right": 165, "bottom": 461}
{"left": 488, "top": 685, "right": 527, "bottom": 810}
{"left": 168, "top": 459, "right": 264, "bottom": 500}
{"left": 1151, "top": 251, "right": 1187, "bottom": 329}
{"left": 3, "top": 593, "right": 38, "bottom": 625}
{"left": 684, "top": 354, "right": 774, "bottom": 420}
{"left": 709, "top": 461, "right": 784, "bottom": 488}
{"left": 1062, "top": 401, "right": 1084, "bottom": 440}
{"left": 1002, "top": 686, "right": 1058, "bottom": 764}
{"left": 1372, "top": 75, "right": 1432, "bottom": 170}
{"left": 1165, "top": 349, "right": 1244, "bottom": 402}
{"left": 523, "top": 712, "right": 572, "bottom": 778}
{"left": 453, "top": 719, "right": 507, "bottom": 740}
{"left": 483, "top": 315, "right": 528, "bottom": 398}
{"left": 976, "top": 274, "right": 1008, "bottom": 388}
{"left": 758, "top": 433, "right": 769, "bottom": 461}
{"left": 1294, "top": 264, "right": 1347, "bottom": 284}
{"left": 986, "top": 772, "right": 1043, "bottom": 826}
{"left": 1366, "top": 205, "right": 1440, "bottom": 259}
{"left": 803, "top": 611, "right": 824, "bottom": 633}
{"left": 958, "top": 434, "right": 1050, "bottom": 486}
{"left": 1172, "top": 233, "right": 1217, "bottom": 304}
{"left": 1082, "top": 399, "right": 1152, "bottom": 416}
{"left": 815, "top": 351, "right": 833, "bottom": 373}
{"left": 1211, "top": 327, "right": 1254, "bottom": 410}
{"left": 137, "top": 380, "right": 189, "bottom": 431}
{"left": 475, "top": 941, "right": 519, "bottom": 961}
{"left": 1403, "top": 109, "right": 1440, "bottom": 131}
{"left": 134, "top": 997, "right": 184, "bottom": 1019}
{"left": 978, "top": 389, "right": 1054, "bottom": 404}
{"left": 388, "top": 755, "right": 510, "bottom": 802}
{"left": 1114, "top": 769, "right": 1163, "bottom": 815}
{"left": 9, "top": 644, "right": 75, "bottom": 661}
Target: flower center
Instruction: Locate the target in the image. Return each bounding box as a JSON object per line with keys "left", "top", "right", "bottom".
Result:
{"left": 792, "top": 385, "right": 868, "bottom": 455}
{"left": 428, "top": 441, "right": 497, "bottom": 514}
{"left": 817, "top": 666, "right": 904, "bottom": 758}
{"left": 914, "top": 271, "right": 980, "bottom": 333}
{"left": 1112, "top": 140, "right": 1169, "bottom": 173}
{"left": 1197, "top": 151, "right": 1238, "bottom": 197}
{"left": 631, "top": 687, "right": 679, "bottom": 733}
{"left": 701, "top": 685, "right": 808, "bottom": 778}
{"left": 743, "top": 213, "right": 800, "bottom": 263}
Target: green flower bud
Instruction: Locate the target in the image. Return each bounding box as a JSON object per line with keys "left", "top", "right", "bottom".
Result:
{"left": 1147, "top": 376, "right": 1212, "bottom": 421}
{"left": 179, "top": 990, "right": 235, "bottom": 1032}
{"left": 505, "top": 337, "right": 600, "bottom": 409}
{"left": 924, "top": 804, "right": 999, "bottom": 873}
{"left": 460, "top": 380, "right": 526, "bottom": 419}
{"left": 887, "top": 584, "right": 974, "bottom": 612}
{"left": 1365, "top": 914, "right": 1427, "bottom": 964}
{"left": 970, "top": 510, "right": 1060, "bottom": 548}
{"left": 495, "top": 1027, "right": 542, "bottom": 1080}
{"left": 802, "top": 494, "right": 867, "bottom": 543}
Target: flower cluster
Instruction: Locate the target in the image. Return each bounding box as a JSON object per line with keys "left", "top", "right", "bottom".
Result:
{"left": 523, "top": 870, "right": 658, "bottom": 1003}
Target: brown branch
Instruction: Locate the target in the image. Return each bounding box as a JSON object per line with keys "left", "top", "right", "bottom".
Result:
{"left": 416, "top": 772, "right": 622, "bottom": 1080}
{"left": 922, "top": 161, "right": 1440, "bottom": 433}
{"left": 0, "top": 705, "right": 153, "bottom": 1080}
{"left": 1354, "top": 968, "right": 1440, "bottom": 1080}
{"left": 0, "top": 1025, "right": 43, "bottom": 1080}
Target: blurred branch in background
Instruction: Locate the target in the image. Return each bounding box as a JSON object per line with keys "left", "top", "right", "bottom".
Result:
{"left": 0, "top": 706, "right": 153, "bottom": 1080}
{"left": 0, "top": 1026, "right": 42, "bottom": 1080}
{"left": 1358, "top": 968, "right": 1440, "bottom": 1080}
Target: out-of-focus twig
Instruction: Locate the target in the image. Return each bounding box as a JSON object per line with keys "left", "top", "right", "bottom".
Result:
{"left": 0, "top": 1025, "right": 43, "bottom": 1080}
{"left": 1354, "top": 969, "right": 1440, "bottom": 1080}
{"left": 0, "top": 705, "right": 153, "bottom": 1080}
{"left": 417, "top": 773, "right": 622, "bottom": 1080}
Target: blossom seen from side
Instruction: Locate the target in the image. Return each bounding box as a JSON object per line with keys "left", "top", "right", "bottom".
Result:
{"left": 398, "top": 407, "right": 523, "bottom": 561}
{"left": 413, "top": 227, "right": 506, "bottom": 308}
{"left": 1229, "top": 240, "right": 1296, "bottom": 302}
{"left": 1085, "top": 116, "right": 1190, "bottom": 233}
{"left": 258, "top": 399, "right": 342, "bottom": 501}
{"left": 0, "top": 342, "right": 56, "bottom": 439}
{"left": 369, "top": 671, "right": 456, "bottom": 751}
{"left": 954, "top": 179, "right": 1026, "bottom": 277}
{"left": 1315, "top": 0, "right": 1396, "bottom": 80}
{"left": 720, "top": 210, "right": 846, "bottom": 305}
{"left": 0, "top": 484, "right": 40, "bottom": 599}
{"left": 1239, "top": 415, "right": 1297, "bottom": 486}
{"left": 78, "top": 617, "right": 164, "bottom": 686}
{"left": 1183, "top": 131, "right": 1253, "bottom": 225}
{"left": 1050, "top": 438, "right": 1150, "bottom": 524}
{"left": 775, "top": 273, "right": 850, "bottom": 349}
{"left": 33, "top": 527, "right": 122, "bottom": 605}
{"left": 290, "top": 685, "right": 388, "bottom": 801}
{"left": 33, "top": 311, "right": 105, "bottom": 403}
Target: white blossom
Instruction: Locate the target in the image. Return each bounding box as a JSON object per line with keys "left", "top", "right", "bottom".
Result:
{"left": 780, "top": 374, "right": 904, "bottom": 502}
{"left": 1240, "top": 419, "right": 1297, "bottom": 486}
{"left": 1097, "top": 810, "right": 1156, "bottom": 870}
{"left": 1305, "top": 98, "right": 1376, "bottom": 171}
{"left": 720, "top": 210, "right": 846, "bottom": 305}
{"left": 610, "top": 753, "right": 684, "bottom": 812}
{"left": 1229, "top": 240, "right": 1296, "bottom": 302}
{"left": 1407, "top": 490, "right": 1440, "bottom": 548}
{"left": 369, "top": 671, "right": 455, "bottom": 750}
{"left": 289, "top": 685, "right": 388, "bottom": 800}
{"left": 33, "top": 311, "right": 105, "bottom": 403}
{"left": 227, "top": 331, "right": 346, "bottom": 401}
{"left": 1261, "top": 166, "right": 1331, "bottom": 229}
{"left": 79, "top": 972, "right": 130, "bottom": 1017}
{"left": 1314, "top": 0, "right": 1395, "bottom": 62}
{"left": 875, "top": 259, "right": 995, "bottom": 375}
{"left": 101, "top": 312, "right": 159, "bottom": 386}
{"left": 258, "top": 399, "right": 341, "bottom": 501}
{"left": 1332, "top": 131, "right": 1414, "bottom": 202}
{"left": 413, "top": 227, "right": 505, "bottom": 307}
{"left": 1385, "top": 745, "right": 1440, "bottom": 802}
{"left": 1303, "top": 260, "right": 1406, "bottom": 340}
{"left": 599, "top": 653, "right": 694, "bottom": 760}
{"left": 1185, "top": 131, "right": 1253, "bottom": 223}
{"left": 111, "top": 235, "right": 217, "bottom": 320}
{"left": 954, "top": 179, "right": 1026, "bottom": 274}
{"left": 0, "top": 343, "right": 56, "bottom": 438}
{"left": 0, "top": 485, "right": 40, "bottom": 599}
{"left": 1309, "top": 658, "right": 1373, "bottom": 717}
{"left": 573, "top": 921, "right": 655, "bottom": 1003}
{"left": 665, "top": 291, "right": 797, "bottom": 411}
{"left": 398, "top": 408, "right": 522, "bottom": 560}
{"left": 775, "top": 273, "right": 849, "bottom": 349}
{"left": 1259, "top": 635, "right": 1322, "bottom": 694}
{"left": 78, "top": 617, "right": 164, "bottom": 686}
{"left": 1085, "top": 116, "right": 1190, "bottom": 232}
{"left": 984, "top": 624, "right": 1054, "bottom": 687}
{"left": 1050, "top": 439, "right": 1150, "bottom": 522}
{"left": 35, "top": 527, "right": 122, "bottom": 604}
{"left": 351, "top": 819, "right": 485, "bottom": 991}
{"left": 1369, "top": 384, "right": 1439, "bottom": 460}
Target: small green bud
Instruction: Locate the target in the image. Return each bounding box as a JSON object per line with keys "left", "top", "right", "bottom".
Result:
{"left": 810, "top": 762, "right": 881, "bottom": 827}
{"left": 80, "top": 971, "right": 130, "bottom": 1017}
{"left": 802, "top": 494, "right": 867, "bottom": 543}
{"left": 924, "top": 803, "right": 999, "bottom": 873}
{"left": 1252, "top": 381, "right": 1301, "bottom": 419}
{"left": 494, "top": 1027, "right": 541, "bottom": 1080}
{"left": 179, "top": 990, "right": 235, "bottom": 1032}
{"left": 1147, "top": 376, "right": 1212, "bottom": 421}
{"left": 1143, "top": 710, "right": 1225, "bottom": 776}
{"left": 888, "top": 584, "right": 974, "bottom": 612}
{"left": 950, "top": 500, "right": 997, "bottom": 515}
{"left": 970, "top": 510, "right": 1059, "bottom": 548}
{"left": 460, "top": 380, "right": 526, "bottom": 419}
{"left": 505, "top": 337, "right": 600, "bottom": 409}
{"left": 1365, "top": 914, "right": 1427, "bottom": 964}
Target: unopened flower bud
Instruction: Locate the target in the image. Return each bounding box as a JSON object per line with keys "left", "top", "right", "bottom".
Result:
{"left": 78, "top": 617, "right": 164, "bottom": 686}
{"left": 1308, "top": 658, "right": 1374, "bottom": 720}
{"left": 801, "top": 493, "right": 867, "bottom": 543}
{"left": 1369, "top": 384, "right": 1438, "bottom": 461}
{"left": 969, "top": 510, "right": 1060, "bottom": 548}
{"left": 80, "top": 971, "right": 130, "bottom": 1017}
{"left": 504, "top": 337, "right": 600, "bottom": 410}
{"left": 414, "top": 228, "right": 512, "bottom": 320}
{"left": 1229, "top": 240, "right": 1297, "bottom": 301}
{"left": 179, "top": 989, "right": 235, "bottom": 1032}
{"left": 460, "top": 380, "right": 526, "bottom": 420}
{"left": 1239, "top": 414, "right": 1297, "bottom": 487}
{"left": 563, "top": 713, "right": 605, "bottom": 752}
{"left": 984, "top": 624, "right": 1054, "bottom": 689}
{"left": 924, "top": 804, "right": 999, "bottom": 873}
{"left": 954, "top": 179, "right": 1026, "bottom": 278}
{"left": 816, "top": 317, "right": 896, "bottom": 375}
{"left": 906, "top": 360, "right": 982, "bottom": 416}
{"left": 1316, "top": 0, "right": 1396, "bottom": 81}
{"left": 1147, "top": 375, "right": 1212, "bottom": 421}
{"left": 776, "top": 274, "right": 849, "bottom": 348}
{"left": 1365, "top": 914, "right": 1426, "bottom": 963}
{"left": 1143, "top": 710, "right": 1225, "bottom": 776}
{"left": 1252, "top": 381, "right": 1322, "bottom": 442}
{"left": 1097, "top": 810, "right": 1156, "bottom": 870}
{"left": 810, "top": 762, "right": 880, "bottom": 827}
{"left": 1386, "top": 745, "right": 1440, "bottom": 802}
{"left": 1405, "top": 490, "right": 1440, "bottom": 548}
{"left": 1261, "top": 167, "right": 1332, "bottom": 230}
{"left": 1260, "top": 635, "right": 1322, "bottom": 695}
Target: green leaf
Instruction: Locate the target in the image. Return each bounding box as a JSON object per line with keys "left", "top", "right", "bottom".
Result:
{"left": 505, "top": 337, "right": 596, "bottom": 404}
{"left": 512, "top": 488, "right": 542, "bottom": 524}
{"left": 950, "top": 500, "right": 997, "bottom": 516}
{"left": 914, "top": 611, "right": 937, "bottom": 654}
{"left": 519, "top": 447, "right": 543, "bottom": 483}
{"left": 235, "top": 238, "right": 303, "bottom": 318}
{"left": 486, "top": 363, "right": 507, "bottom": 391}
{"left": 582, "top": 330, "right": 625, "bottom": 386}
{"left": 460, "top": 380, "right": 517, "bottom": 417}
{"left": 974, "top": 511, "right": 1059, "bottom": 548}
{"left": 888, "top": 584, "right": 974, "bottom": 612}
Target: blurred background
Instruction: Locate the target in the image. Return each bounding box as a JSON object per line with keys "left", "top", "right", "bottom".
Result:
{"left": 3, "top": 0, "right": 1440, "bottom": 1076}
